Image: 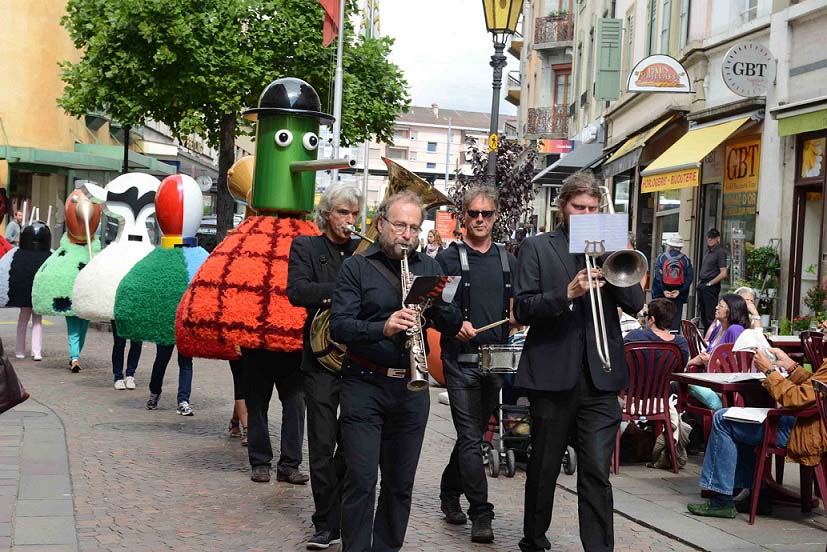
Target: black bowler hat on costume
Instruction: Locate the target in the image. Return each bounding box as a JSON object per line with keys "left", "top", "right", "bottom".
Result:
{"left": 20, "top": 221, "right": 52, "bottom": 252}
{"left": 242, "top": 77, "right": 334, "bottom": 124}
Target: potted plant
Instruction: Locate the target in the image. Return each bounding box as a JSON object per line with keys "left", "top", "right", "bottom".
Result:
{"left": 746, "top": 246, "right": 781, "bottom": 293}
{"left": 792, "top": 316, "right": 812, "bottom": 335}
{"left": 804, "top": 285, "right": 827, "bottom": 315}
{"left": 780, "top": 316, "right": 791, "bottom": 336}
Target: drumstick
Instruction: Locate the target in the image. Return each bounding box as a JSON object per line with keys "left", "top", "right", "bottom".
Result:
{"left": 474, "top": 319, "right": 509, "bottom": 333}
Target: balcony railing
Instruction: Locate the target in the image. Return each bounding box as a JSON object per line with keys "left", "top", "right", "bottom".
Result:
{"left": 507, "top": 71, "right": 520, "bottom": 89}
{"left": 526, "top": 105, "right": 569, "bottom": 137}
{"left": 534, "top": 14, "right": 574, "bottom": 46}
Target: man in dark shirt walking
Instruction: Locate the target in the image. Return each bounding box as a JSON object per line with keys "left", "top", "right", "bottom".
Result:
{"left": 436, "top": 186, "right": 516, "bottom": 543}
{"left": 697, "top": 228, "right": 728, "bottom": 331}
{"left": 330, "top": 191, "right": 462, "bottom": 552}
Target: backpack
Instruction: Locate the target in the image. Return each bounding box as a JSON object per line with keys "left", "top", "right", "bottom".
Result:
{"left": 661, "top": 254, "right": 685, "bottom": 287}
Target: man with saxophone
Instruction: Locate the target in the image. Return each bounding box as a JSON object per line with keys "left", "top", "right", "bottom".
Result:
{"left": 435, "top": 185, "right": 516, "bottom": 543}
{"left": 287, "top": 183, "right": 363, "bottom": 550}
{"left": 514, "top": 172, "right": 644, "bottom": 552}
{"left": 330, "top": 191, "right": 462, "bottom": 552}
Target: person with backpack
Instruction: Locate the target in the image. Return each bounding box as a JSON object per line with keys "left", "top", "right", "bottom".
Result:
{"left": 652, "top": 235, "right": 693, "bottom": 331}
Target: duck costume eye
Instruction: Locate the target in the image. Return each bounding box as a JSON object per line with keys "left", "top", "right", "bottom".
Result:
{"left": 302, "top": 132, "right": 319, "bottom": 151}
{"left": 274, "top": 130, "right": 293, "bottom": 147}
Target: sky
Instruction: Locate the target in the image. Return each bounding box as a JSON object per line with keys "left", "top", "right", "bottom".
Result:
{"left": 376, "top": 0, "right": 519, "bottom": 116}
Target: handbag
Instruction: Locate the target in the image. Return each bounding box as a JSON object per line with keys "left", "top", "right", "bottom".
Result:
{"left": 0, "top": 338, "right": 29, "bottom": 415}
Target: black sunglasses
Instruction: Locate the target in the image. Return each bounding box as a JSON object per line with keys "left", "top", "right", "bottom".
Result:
{"left": 466, "top": 210, "right": 495, "bottom": 219}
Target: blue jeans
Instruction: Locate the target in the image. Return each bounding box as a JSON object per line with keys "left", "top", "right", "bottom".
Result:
{"left": 700, "top": 408, "right": 794, "bottom": 495}
{"left": 149, "top": 344, "right": 193, "bottom": 404}
{"left": 111, "top": 321, "right": 142, "bottom": 381}
{"left": 66, "top": 316, "right": 89, "bottom": 361}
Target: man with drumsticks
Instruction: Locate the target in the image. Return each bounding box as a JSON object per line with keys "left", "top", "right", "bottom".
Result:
{"left": 287, "top": 184, "right": 363, "bottom": 550}
{"left": 514, "top": 171, "right": 644, "bottom": 552}
{"left": 435, "top": 186, "right": 517, "bottom": 543}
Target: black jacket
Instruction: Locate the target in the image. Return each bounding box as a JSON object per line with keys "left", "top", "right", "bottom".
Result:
{"left": 330, "top": 242, "right": 463, "bottom": 370}
{"left": 286, "top": 234, "right": 356, "bottom": 370}
{"left": 513, "top": 229, "right": 644, "bottom": 393}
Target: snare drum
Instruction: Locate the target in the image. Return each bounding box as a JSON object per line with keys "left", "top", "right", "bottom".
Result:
{"left": 479, "top": 345, "right": 523, "bottom": 374}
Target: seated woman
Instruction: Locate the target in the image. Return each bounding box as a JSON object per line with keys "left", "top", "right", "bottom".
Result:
{"left": 688, "top": 347, "right": 827, "bottom": 518}
{"left": 686, "top": 294, "right": 751, "bottom": 409}
{"left": 624, "top": 298, "right": 690, "bottom": 367}
{"left": 704, "top": 286, "right": 762, "bottom": 340}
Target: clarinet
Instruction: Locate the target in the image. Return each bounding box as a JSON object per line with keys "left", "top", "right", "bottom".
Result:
{"left": 400, "top": 245, "right": 429, "bottom": 392}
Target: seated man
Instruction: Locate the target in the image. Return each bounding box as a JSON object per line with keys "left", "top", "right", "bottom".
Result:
{"left": 624, "top": 298, "right": 690, "bottom": 367}
{"left": 687, "top": 347, "right": 827, "bottom": 518}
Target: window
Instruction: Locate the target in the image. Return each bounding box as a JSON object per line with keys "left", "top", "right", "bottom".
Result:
{"left": 387, "top": 147, "right": 408, "bottom": 160}
{"left": 679, "top": 0, "right": 690, "bottom": 49}
{"left": 660, "top": 0, "right": 671, "bottom": 54}
{"left": 426, "top": 142, "right": 438, "bottom": 152}
{"left": 623, "top": 9, "right": 635, "bottom": 85}
{"left": 426, "top": 162, "right": 437, "bottom": 169}
{"left": 410, "top": 151, "right": 418, "bottom": 161}
{"left": 742, "top": 0, "right": 758, "bottom": 22}
{"left": 554, "top": 70, "right": 571, "bottom": 107}
{"left": 393, "top": 128, "right": 410, "bottom": 140}
{"left": 647, "top": 0, "right": 658, "bottom": 55}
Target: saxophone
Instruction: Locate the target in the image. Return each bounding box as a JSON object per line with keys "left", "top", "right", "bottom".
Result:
{"left": 400, "top": 245, "right": 430, "bottom": 392}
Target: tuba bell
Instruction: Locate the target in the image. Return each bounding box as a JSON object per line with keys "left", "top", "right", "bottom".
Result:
{"left": 308, "top": 158, "right": 454, "bottom": 373}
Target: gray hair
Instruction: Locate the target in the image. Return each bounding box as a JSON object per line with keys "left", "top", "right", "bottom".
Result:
{"left": 314, "top": 184, "right": 363, "bottom": 231}
{"left": 377, "top": 190, "right": 426, "bottom": 223}
{"left": 734, "top": 286, "right": 757, "bottom": 299}
{"left": 462, "top": 185, "right": 500, "bottom": 212}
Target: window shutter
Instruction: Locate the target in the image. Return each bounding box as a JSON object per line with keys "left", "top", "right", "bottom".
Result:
{"left": 595, "top": 18, "right": 622, "bottom": 100}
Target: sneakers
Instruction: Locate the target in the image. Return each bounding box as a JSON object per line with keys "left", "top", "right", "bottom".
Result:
{"left": 146, "top": 393, "right": 160, "bottom": 410}
{"left": 251, "top": 465, "right": 271, "bottom": 483}
{"left": 276, "top": 468, "right": 310, "bottom": 485}
{"left": 32, "top": 354, "right": 42, "bottom": 361}
{"left": 70, "top": 359, "right": 81, "bottom": 373}
{"left": 124, "top": 376, "right": 136, "bottom": 390}
{"left": 176, "top": 401, "right": 194, "bottom": 416}
{"left": 470, "top": 513, "right": 494, "bottom": 543}
{"left": 306, "top": 529, "right": 341, "bottom": 550}
{"left": 15, "top": 354, "right": 24, "bottom": 360}
{"left": 441, "top": 496, "right": 468, "bottom": 525}
{"left": 114, "top": 379, "right": 126, "bottom": 390}
{"left": 687, "top": 500, "right": 737, "bottom": 518}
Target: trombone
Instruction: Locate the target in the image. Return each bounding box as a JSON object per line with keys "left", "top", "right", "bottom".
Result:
{"left": 584, "top": 187, "right": 647, "bottom": 372}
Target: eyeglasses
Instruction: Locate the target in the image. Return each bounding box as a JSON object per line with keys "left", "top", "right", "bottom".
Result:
{"left": 381, "top": 216, "right": 421, "bottom": 235}
{"left": 466, "top": 210, "right": 495, "bottom": 219}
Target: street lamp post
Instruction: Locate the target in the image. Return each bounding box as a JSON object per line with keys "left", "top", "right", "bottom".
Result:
{"left": 481, "top": 0, "right": 524, "bottom": 186}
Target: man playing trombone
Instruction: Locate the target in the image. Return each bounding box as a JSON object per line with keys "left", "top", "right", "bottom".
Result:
{"left": 514, "top": 172, "right": 644, "bottom": 552}
{"left": 435, "top": 185, "right": 517, "bottom": 543}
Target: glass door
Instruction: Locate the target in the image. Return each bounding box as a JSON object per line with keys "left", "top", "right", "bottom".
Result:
{"left": 788, "top": 185, "right": 824, "bottom": 317}
{"left": 695, "top": 182, "right": 722, "bottom": 280}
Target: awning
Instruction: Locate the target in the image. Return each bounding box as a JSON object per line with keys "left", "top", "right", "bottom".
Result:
{"left": 602, "top": 116, "right": 676, "bottom": 178}
{"left": 74, "top": 144, "right": 175, "bottom": 176}
{"left": 777, "top": 110, "right": 827, "bottom": 136}
{"left": 640, "top": 117, "right": 752, "bottom": 193}
{"left": 0, "top": 145, "right": 122, "bottom": 172}
{"left": 532, "top": 141, "right": 605, "bottom": 184}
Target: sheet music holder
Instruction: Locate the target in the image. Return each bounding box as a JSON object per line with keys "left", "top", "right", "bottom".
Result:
{"left": 404, "top": 275, "right": 461, "bottom": 305}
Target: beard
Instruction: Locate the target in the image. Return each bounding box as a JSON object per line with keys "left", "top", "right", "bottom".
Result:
{"left": 378, "top": 232, "right": 417, "bottom": 260}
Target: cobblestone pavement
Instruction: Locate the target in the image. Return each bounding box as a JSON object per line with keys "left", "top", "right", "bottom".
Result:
{"left": 3, "top": 313, "right": 695, "bottom": 551}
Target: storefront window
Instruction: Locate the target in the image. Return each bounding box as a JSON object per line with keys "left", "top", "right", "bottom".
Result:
{"left": 800, "top": 137, "right": 825, "bottom": 179}
{"left": 613, "top": 176, "right": 631, "bottom": 214}
{"left": 654, "top": 189, "right": 680, "bottom": 254}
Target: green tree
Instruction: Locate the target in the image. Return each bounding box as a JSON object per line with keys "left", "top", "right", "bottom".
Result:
{"left": 59, "top": 0, "right": 409, "bottom": 238}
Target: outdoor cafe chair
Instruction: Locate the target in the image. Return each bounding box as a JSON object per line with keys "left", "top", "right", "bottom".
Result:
{"left": 680, "top": 319, "right": 707, "bottom": 364}
{"left": 801, "top": 331, "right": 827, "bottom": 373}
{"left": 614, "top": 341, "right": 684, "bottom": 474}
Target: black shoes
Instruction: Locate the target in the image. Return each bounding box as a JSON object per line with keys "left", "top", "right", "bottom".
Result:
{"left": 306, "top": 529, "right": 341, "bottom": 550}
{"left": 441, "top": 496, "right": 468, "bottom": 525}
{"left": 276, "top": 468, "right": 310, "bottom": 485}
{"left": 471, "top": 513, "right": 494, "bottom": 543}
{"left": 250, "top": 465, "right": 270, "bottom": 483}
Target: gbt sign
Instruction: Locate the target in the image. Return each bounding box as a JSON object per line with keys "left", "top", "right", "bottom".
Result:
{"left": 722, "top": 42, "right": 775, "bottom": 97}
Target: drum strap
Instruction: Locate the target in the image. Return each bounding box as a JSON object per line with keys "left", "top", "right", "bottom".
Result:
{"left": 456, "top": 241, "right": 511, "bottom": 329}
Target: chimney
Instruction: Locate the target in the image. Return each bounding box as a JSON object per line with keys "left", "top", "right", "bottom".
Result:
{"left": 431, "top": 103, "right": 439, "bottom": 119}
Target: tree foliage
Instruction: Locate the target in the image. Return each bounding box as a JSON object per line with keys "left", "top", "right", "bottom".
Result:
{"left": 449, "top": 138, "right": 538, "bottom": 243}
{"left": 59, "top": 0, "right": 410, "bottom": 236}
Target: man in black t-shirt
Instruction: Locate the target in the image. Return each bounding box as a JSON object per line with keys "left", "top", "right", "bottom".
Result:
{"left": 436, "top": 186, "right": 517, "bottom": 544}
{"left": 697, "top": 228, "right": 728, "bottom": 331}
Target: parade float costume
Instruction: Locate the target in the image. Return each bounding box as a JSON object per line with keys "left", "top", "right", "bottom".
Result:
{"left": 0, "top": 237, "right": 12, "bottom": 259}
{"left": 32, "top": 190, "right": 103, "bottom": 365}
{"left": 176, "top": 77, "right": 346, "bottom": 358}
{"left": 0, "top": 222, "right": 53, "bottom": 359}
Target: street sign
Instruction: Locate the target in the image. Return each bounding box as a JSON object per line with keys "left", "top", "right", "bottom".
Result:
{"left": 488, "top": 133, "right": 499, "bottom": 151}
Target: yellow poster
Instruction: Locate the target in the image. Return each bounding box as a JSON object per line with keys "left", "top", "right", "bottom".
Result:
{"left": 723, "top": 138, "right": 760, "bottom": 194}
{"left": 641, "top": 168, "right": 699, "bottom": 193}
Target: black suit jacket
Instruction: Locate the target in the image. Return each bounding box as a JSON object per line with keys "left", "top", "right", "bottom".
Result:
{"left": 513, "top": 229, "right": 644, "bottom": 393}
{"left": 286, "top": 234, "right": 355, "bottom": 371}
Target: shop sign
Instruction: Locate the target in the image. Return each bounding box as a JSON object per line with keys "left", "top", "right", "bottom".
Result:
{"left": 722, "top": 42, "right": 775, "bottom": 97}
{"left": 723, "top": 138, "right": 760, "bottom": 217}
{"left": 540, "top": 139, "right": 573, "bottom": 154}
{"left": 627, "top": 55, "right": 691, "bottom": 93}
{"left": 435, "top": 210, "right": 455, "bottom": 241}
{"left": 641, "top": 167, "right": 699, "bottom": 193}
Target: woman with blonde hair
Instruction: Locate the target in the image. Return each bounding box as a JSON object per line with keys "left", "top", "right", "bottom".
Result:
{"left": 425, "top": 229, "right": 444, "bottom": 258}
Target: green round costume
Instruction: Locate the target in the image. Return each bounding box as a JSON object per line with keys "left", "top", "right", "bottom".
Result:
{"left": 32, "top": 235, "right": 101, "bottom": 316}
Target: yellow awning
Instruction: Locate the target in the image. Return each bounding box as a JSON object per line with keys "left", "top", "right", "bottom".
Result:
{"left": 605, "top": 116, "right": 676, "bottom": 165}
{"left": 640, "top": 117, "right": 751, "bottom": 193}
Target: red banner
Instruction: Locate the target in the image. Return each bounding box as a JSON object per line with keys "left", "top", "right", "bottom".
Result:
{"left": 319, "top": 0, "right": 340, "bottom": 47}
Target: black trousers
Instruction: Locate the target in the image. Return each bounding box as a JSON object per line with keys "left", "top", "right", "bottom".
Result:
{"left": 697, "top": 283, "right": 721, "bottom": 331}
{"left": 241, "top": 348, "right": 305, "bottom": 472}
{"left": 439, "top": 357, "right": 501, "bottom": 519}
{"left": 304, "top": 363, "right": 345, "bottom": 533}
{"left": 519, "top": 369, "right": 621, "bottom": 552}
{"left": 339, "top": 362, "right": 429, "bottom": 552}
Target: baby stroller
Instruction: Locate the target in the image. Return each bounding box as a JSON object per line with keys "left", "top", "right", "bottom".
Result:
{"left": 481, "top": 331, "right": 577, "bottom": 478}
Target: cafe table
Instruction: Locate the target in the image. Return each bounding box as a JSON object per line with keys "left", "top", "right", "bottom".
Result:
{"left": 766, "top": 334, "right": 806, "bottom": 365}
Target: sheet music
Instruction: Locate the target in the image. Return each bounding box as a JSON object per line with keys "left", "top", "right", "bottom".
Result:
{"left": 722, "top": 407, "right": 771, "bottom": 424}
{"left": 568, "top": 213, "right": 629, "bottom": 254}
